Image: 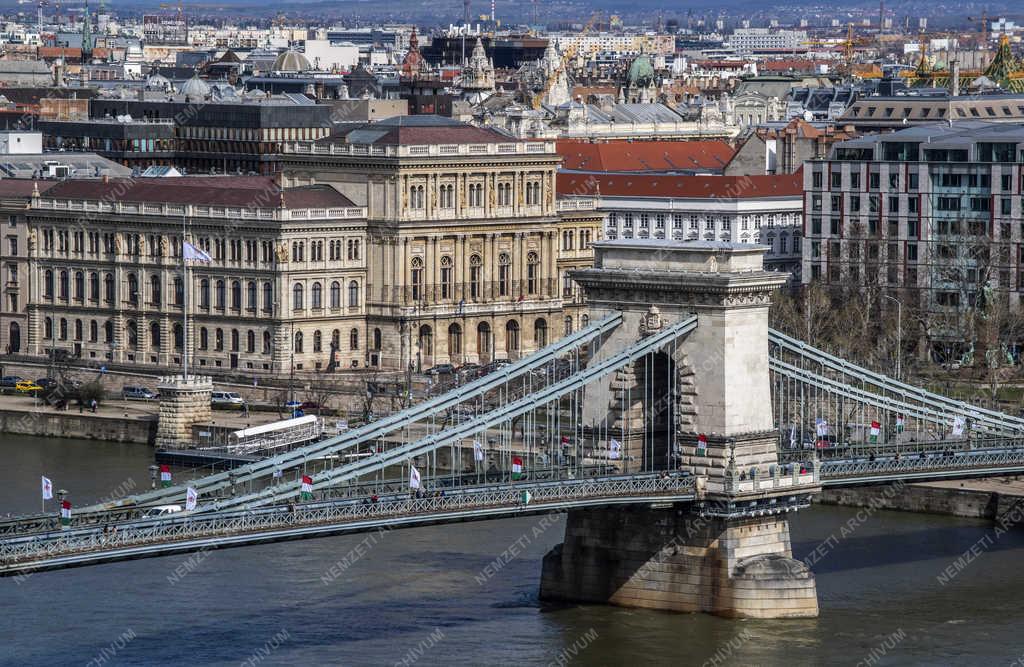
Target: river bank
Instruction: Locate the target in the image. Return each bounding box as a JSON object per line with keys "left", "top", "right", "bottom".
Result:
{"left": 818, "top": 477, "right": 1024, "bottom": 522}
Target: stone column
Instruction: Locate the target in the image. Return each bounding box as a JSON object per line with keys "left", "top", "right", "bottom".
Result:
{"left": 155, "top": 374, "right": 213, "bottom": 448}
{"left": 541, "top": 240, "right": 819, "bottom": 619}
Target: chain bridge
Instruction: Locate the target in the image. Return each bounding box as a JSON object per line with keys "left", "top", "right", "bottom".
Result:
{"left": 4, "top": 240, "right": 1024, "bottom": 619}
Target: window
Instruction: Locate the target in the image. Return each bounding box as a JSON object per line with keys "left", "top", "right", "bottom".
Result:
{"left": 313, "top": 330, "right": 323, "bottom": 353}
{"left": 469, "top": 255, "right": 481, "bottom": 300}
{"left": 498, "top": 253, "right": 511, "bottom": 297}
{"left": 534, "top": 318, "right": 547, "bottom": 347}
{"left": 74, "top": 271, "right": 84, "bottom": 300}
{"left": 411, "top": 257, "right": 423, "bottom": 301}
{"left": 311, "top": 282, "right": 322, "bottom": 309}
{"left": 527, "top": 252, "right": 539, "bottom": 295}
{"left": 263, "top": 331, "right": 272, "bottom": 354}
{"left": 448, "top": 323, "right": 462, "bottom": 356}
{"left": 199, "top": 279, "right": 210, "bottom": 309}
{"left": 246, "top": 281, "right": 256, "bottom": 310}
{"left": 59, "top": 270, "right": 69, "bottom": 300}
{"left": 215, "top": 328, "right": 224, "bottom": 351}
{"left": 505, "top": 320, "right": 520, "bottom": 353}
{"left": 89, "top": 320, "right": 98, "bottom": 342}
{"left": 215, "top": 280, "right": 225, "bottom": 309}
{"left": 230, "top": 329, "right": 239, "bottom": 352}
{"left": 263, "top": 283, "right": 273, "bottom": 312}
{"left": 43, "top": 316, "right": 52, "bottom": 339}
{"left": 293, "top": 282, "right": 304, "bottom": 310}
{"left": 349, "top": 328, "right": 359, "bottom": 350}
{"left": 440, "top": 256, "right": 453, "bottom": 299}
{"left": 127, "top": 273, "right": 138, "bottom": 305}
{"left": 294, "top": 331, "right": 303, "bottom": 353}
{"left": 246, "top": 330, "right": 255, "bottom": 353}
{"left": 373, "top": 328, "right": 382, "bottom": 351}
{"left": 330, "top": 281, "right": 341, "bottom": 308}
{"left": 348, "top": 281, "right": 359, "bottom": 307}
{"left": 231, "top": 280, "right": 241, "bottom": 309}
{"left": 418, "top": 325, "right": 433, "bottom": 356}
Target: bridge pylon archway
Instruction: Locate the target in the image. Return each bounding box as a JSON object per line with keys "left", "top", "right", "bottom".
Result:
{"left": 541, "top": 240, "right": 820, "bottom": 618}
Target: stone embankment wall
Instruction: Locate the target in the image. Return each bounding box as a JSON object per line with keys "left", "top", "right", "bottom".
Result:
{"left": 818, "top": 484, "right": 1005, "bottom": 520}
{"left": 0, "top": 409, "right": 156, "bottom": 444}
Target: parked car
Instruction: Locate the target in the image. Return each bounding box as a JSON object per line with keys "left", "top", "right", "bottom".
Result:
{"left": 15, "top": 380, "right": 43, "bottom": 394}
{"left": 142, "top": 504, "right": 182, "bottom": 518}
{"left": 425, "top": 363, "right": 457, "bottom": 376}
{"left": 122, "top": 386, "right": 158, "bottom": 400}
{"left": 0, "top": 375, "right": 24, "bottom": 388}
{"left": 211, "top": 391, "right": 245, "bottom": 407}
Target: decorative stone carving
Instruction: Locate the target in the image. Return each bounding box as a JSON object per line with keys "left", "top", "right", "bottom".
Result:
{"left": 113, "top": 232, "right": 123, "bottom": 254}
{"left": 639, "top": 305, "right": 663, "bottom": 337}
{"left": 275, "top": 243, "right": 289, "bottom": 263}
{"left": 160, "top": 236, "right": 169, "bottom": 256}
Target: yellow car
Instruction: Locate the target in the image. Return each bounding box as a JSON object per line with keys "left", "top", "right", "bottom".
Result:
{"left": 15, "top": 380, "right": 43, "bottom": 394}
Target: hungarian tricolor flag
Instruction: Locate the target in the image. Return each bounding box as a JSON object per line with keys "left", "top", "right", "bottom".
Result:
{"left": 300, "top": 475, "right": 314, "bottom": 501}
{"left": 696, "top": 434, "right": 708, "bottom": 456}
{"left": 60, "top": 499, "right": 71, "bottom": 527}
{"left": 512, "top": 456, "right": 524, "bottom": 481}
{"left": 896, "top": 415, "right": 905, "bottom": 433}
{"left": 560, "top": 435, "right": 570, "bottom": 446}
{"left": 869, "top": 421, "right": 881, "bottom": 443}
{"left": 159, "top": 464, "right": 171, "bottom": 488}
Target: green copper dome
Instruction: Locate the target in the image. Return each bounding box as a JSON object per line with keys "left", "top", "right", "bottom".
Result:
{"left": 627, "top": 56, "right": 655, "bottom": 86}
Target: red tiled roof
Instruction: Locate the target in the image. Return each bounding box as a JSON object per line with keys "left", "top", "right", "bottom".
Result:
{"left": 0, "top": 180, "right": 57, "bottom": 197}
{"left": 42, "top": 176, "right": 355, "bottom": 209}
{"left": 557, "top": 139, "right": 734, "bottom": 173}
{"left": 557, "top": 171, "right": 804, "bottom": 199}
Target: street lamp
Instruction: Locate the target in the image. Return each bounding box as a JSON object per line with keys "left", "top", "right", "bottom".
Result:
{"left": 882, "top": 294, "right": 902, "bottom": 381}
{"left": 149, "top": 464, "right": 159, "bottom": 490}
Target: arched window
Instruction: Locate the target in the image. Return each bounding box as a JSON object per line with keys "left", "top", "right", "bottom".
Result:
{"left": 74, "top": 319, "right": 83, "bottom": 341}
{"left": 477, "top": 322, "right": 491, "bottom": 359}
{"left": 349, "top": 328, "right": 359, "bottom": 350}
{"left": 411, "top": 257, "right": 423, "bottom": 301}
{"left": 534, "top": 318, "right": 547, "bottom": 347}
{"left": 498, "top": 253, "right": 511, "bottom": 297}
{"left": 311, "top": 282, "right": 322, "bottom": 309}
{"left": 231, "top": 329, "right": 239, "bottom": 352}
{"left": 440, "top": 256, "right": 453, "bottom": 299}
{"left": 231, "top": 280, "right": 241, "bottom": 309}
{"left": 313, "top": 329, "right": 323, "bottom": 353}
{"left": 373, "top": 327, "right": 382, "bottom": 350}
{"left": 43, "top": 316, "right": 52, "bottom": 339}
{"left": 59, "top": 318, "right": 67, "bottom": 340}
{"left": 262, "top": 331, "right": 272, "bottom": 354}
{"left": 89, "top": 320, "right": 98, "bottom": 342}
{"left": 173, "top": 323, "right": 183, "bottom": 350}
{"left": 215, "top": 280, "right": 225, "bottom": 309}
{"left": 292, "top": 282, "right": 304, "bottom": 310}
{"left": 246, "top": 330, "right": 255, "bottom": 353}
{"left": 247, "top": 281, "right": 256, "bottom": 310}
{"left": 59, "top": 270, "right": 69, "bottom": 300}
{"left": 174, "top": 277, "right": 184, "bottom": 306}
{"left": 150, "top": 321, "right": 161, "bottom": 349}
{"left": 448, "top": 323, "right": 462, "bottom": 356}
{"left": 527, "top": 251, "right": 539, "bottom": 295}
{"left": 505, "top": 320, "right": 520, "bottom": 353}
{"left": 104, "top": 273, "right": 114, "bottom": 302}
{"left": 199, "top": 278, "right": 210, "bottom": 308}
{"left": 104, "top": 320, "right": 113, "bottom": 344}
{"left": 199, "top": 327, "right": 209, "bottom": 350}
{"left": 331, "top": 329, "right": 340, "bottom": 348}
{"left": 127, "top": 273, "right": 138, "bottom": 304}
{"left": 294, "top": 330, "right": 304, "bottom": 353}
{"left": 263, "top": 283, "right": 273, "bottom": 312}
{"left": 348, "top": 281, "right": 359, "bottom": 307}
{"left": 581, "top": 314, "right": 589, "bottom": 328}
{"left": 43, "top": 269, "right": 53, "bottom": 299}
{"left": 126, "top": 321, "right": 138, "bottom": 348}
{"left": 469, "top": 255, "right": 482, "bottom": 300}
{"left": 330, "top": 281, "right": 341, "bottom": 308}
{"left": 418, "top": 325, "right": 433, "bottom": 356}
{"left": 150, "top": 275, "right": 161, "bottom": 306}
{"left": 215, "top": 328, "right": 224, "bottom": 351}
{"left": 74, "top": 271, "right": 84, "bottom": 300}
{"left": 564, "top": 316, "right": 573, "bottom": 336}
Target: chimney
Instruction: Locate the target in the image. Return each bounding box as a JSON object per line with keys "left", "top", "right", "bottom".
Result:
{"left": 951, "top": 59, "right": 960, "bottom": 96}
{"left": 102, "top": 174, "right": 109, "bottom": 183}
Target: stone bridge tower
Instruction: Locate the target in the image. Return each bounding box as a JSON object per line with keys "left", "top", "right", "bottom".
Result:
{"left": 540, "top": 240, "right": 819, "bottom": 618}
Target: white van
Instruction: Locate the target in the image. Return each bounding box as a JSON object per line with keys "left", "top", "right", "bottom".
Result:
{"left": 211, "top": 391, "right": 245, "bottom": 407}
{"left": 142, "top": 504, "right": 182, "bottom": 518}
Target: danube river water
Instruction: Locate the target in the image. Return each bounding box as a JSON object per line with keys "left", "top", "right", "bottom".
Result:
{"left": 3, "top": 434, "right": 1024, "bottom": 666}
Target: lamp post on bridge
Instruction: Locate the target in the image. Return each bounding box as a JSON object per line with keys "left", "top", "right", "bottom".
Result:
{"left": 882, "top": 294, "right": 902, "bottom": 382}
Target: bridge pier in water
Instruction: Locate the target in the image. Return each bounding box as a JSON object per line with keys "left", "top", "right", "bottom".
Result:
{"left": 541, "top": 240, "right": 820, "bottom": 619}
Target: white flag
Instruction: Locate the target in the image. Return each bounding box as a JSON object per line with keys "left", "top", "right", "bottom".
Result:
{"left": 789, "top": 426, "right": 797, "bottom": 448}
{"left": 185, "top": 487, "right": 198, "bottom": 511}
{"left": 815, "top": 418, "right": 829, "bottom": 437}
{"left": 952, "top": 415, "right": 966, "bottom": 436}
{"left": 473, "top": 440, "right": 485, "bottom": 462}
{"left": 41, "top": 476, "right": 53, "bottom": 500}
{"left": 409, "top": 466, "right": 421, "bottom": 490}
{"left": 609, "top": 439, "right": 622, "bottom": 460}
{"left": 183, "top": 240, "right": 212, "bottom": 262}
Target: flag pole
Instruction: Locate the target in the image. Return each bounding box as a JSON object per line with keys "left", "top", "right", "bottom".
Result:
{"left": 182, "top": 214, "right": 188, "bottom": 382}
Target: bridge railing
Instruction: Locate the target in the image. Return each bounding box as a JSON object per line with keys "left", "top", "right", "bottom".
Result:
{"left": 816, "top": 447, "right": 1024, "bottom": 483}
{"left": 0, "top": 473, "right": 696, "bottom": 567}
